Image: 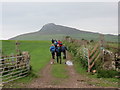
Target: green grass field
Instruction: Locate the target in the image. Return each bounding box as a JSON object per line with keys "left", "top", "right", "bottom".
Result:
{"left": 1, "top": 40, "right": 119, "bottom": 88}
{"left": 2, "top": 40, "right": 51, "bottom": 83}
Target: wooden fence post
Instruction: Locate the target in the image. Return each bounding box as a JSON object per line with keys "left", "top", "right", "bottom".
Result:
{"left": 15, "top": 41, "right": 20, "bottom": 55}
{"left": 88, "top": 49, "right": 90, "bottom": 72}
{"left": 99, "top": 34, "right": 105, "bottom": 65}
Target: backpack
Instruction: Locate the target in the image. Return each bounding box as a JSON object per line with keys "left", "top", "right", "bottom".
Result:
{"left": 50, "top": 46, "right": 55, "bottom": 52}
{"left": 55, "top": 47, "right": 62, "bottom": 56}
{"left": 59, "top": 43, "right": 63, "bottom": 46}
{"left": 61, "top": 46, "right": 65, "bottom": 51}
{"left": 61, "top": 46, "right": 67, "bottom": 52}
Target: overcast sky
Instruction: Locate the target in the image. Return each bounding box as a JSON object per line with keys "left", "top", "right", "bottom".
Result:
{"left": 1, "top": 2, "right": 118, "bottom": 40}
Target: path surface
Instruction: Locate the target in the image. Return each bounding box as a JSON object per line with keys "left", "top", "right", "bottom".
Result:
{"left": 25, "top": 52, "right": 113, "bottom": 88}
{"left": 26, "top": 61, "right": 53, "bottom": 88}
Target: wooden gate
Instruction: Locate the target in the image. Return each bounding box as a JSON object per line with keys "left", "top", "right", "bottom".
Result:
{"left": 87, "top": 43, "right": 101, "bottom": 72}
{"left": 0, "top": 52, "right": 30, "bottom": 84}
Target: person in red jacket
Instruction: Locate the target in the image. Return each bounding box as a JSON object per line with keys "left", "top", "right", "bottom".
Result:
{"left": 58, "top": 40, "right": 62, "bottom": 47}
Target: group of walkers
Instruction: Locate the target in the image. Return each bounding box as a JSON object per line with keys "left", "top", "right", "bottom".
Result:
{"left": 50, "top": 39, "right": 67, "bottom": 64}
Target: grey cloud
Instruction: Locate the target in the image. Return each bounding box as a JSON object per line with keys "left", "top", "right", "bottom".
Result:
{"left": 1, "top": 2, "right": 118, "bottom": 39}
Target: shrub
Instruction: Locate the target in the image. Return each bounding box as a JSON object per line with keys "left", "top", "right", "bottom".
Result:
{"left": 64, "top": 40, "right": 88, "bottom": 69}
{"left": 97, "top": 69, "right": 119, "bottom": 78}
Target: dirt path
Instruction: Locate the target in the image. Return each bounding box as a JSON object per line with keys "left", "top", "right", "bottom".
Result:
{"left": 60, "top": 52, "right": 99, "bottom": 88}
{"left": 26, "top": 60, "right": 54, "bottom": 88}
{"left": 25, "top": 52, "right": 116, "bottom": 88}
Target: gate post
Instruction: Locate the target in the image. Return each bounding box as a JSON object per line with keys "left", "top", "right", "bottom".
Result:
{"left": 15, "top": 41, "right": 20, "bottom": 55}
{"left": 88, "top": 49, "right": 90, "bottom": 72}
{"left": 99, "top": 34, "right": 105, "bottom": 64}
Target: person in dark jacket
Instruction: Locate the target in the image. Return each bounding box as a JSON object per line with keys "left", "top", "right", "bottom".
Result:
{"left": 50, "top": 44, "right": 55, "bottom": 59}
{"left": 55, "top": 44, "right": 62, "bottom": 64}
{"left": 61, "top": 44, "right": 67, "bottom": 59}
{"left": 51, "top": 39, "right": 54, "bottom": 44}
{"left": 54, "top": 39, "right": 57, "bottom": 43}
{"left": 54, "top": 40, "right": 58, "bottom": 48}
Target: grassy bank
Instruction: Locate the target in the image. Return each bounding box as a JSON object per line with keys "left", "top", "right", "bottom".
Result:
{"left": 74, "top": 62, "right": 118, "bottom": 87}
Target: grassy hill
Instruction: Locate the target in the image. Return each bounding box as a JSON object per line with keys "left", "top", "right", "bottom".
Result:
{"left": 10, "top": 23, "right": 118, "bottom": 42}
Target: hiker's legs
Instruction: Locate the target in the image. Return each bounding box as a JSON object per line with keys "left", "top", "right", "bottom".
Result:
{"left": 56, "top": 53, "right": 59, "bottom": 63}
{"left": 56, "top": 52, "right": 59, "bottom": 63}
{"left": 53, "top": 52, "right": 55, "bottom": 59}
{"left": 63, "top": 51, "right": 66, "bottom": 59}
{"left": 57, "top": 56, "right": 59, "bottom": 63}
{"left": 59, "top": 56, "right": 62, "bottom": 64}
{"left": 52, "top": 52, "right": 55, "bottom": 59}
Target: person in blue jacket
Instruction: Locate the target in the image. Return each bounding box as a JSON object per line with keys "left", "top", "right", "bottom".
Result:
{"left": 55, "top": 44, "right": 62, "bottom": 64}
{"left": 50, "top": 44, "right": 55, "bottom": 59}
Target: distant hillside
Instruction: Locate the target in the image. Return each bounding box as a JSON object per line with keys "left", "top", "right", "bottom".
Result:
{"left": 10, "top": 23, "right": 118, "bottom": 42}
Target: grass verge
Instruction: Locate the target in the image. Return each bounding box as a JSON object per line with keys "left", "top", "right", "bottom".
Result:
{"left": 74, "top": 61, "right": 119, "bottom": 88}
{"left": 51, "top": 63, "right": 69, "bottom": 79}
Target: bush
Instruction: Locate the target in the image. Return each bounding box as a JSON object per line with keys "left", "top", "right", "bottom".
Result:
{"left": 64, "top": 40, "right": 88, "bottom": 69}
{"left": 75, "top": 56, "right": 88, "bottom": 69}
{"left": 97, "top": 69, "right": 119, "bottom": 78}
{"left": 64, "top": 41, "right": 78, "bottom": 56}
{"left": 64, "top": 39, "right": 119, "bottom": 79}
